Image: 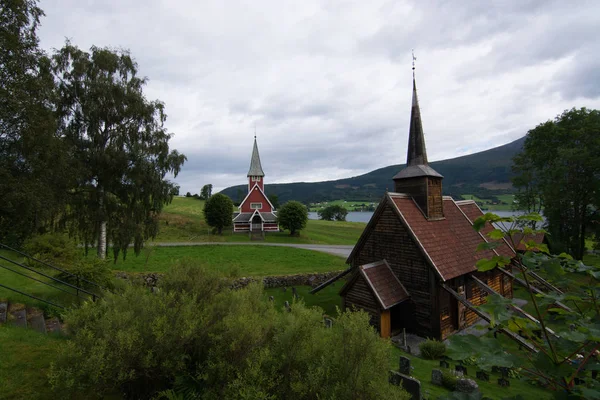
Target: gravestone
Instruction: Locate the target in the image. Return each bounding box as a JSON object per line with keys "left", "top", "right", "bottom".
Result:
{"left": 439, "top": 360, "right": 450, "bottom": 368}
{"left": 498, "top": 377, "right": 510, "bottom": 387}
{"left": 283, "top": 286, "right": 287, "bottom": 292}
{"left": 269, "top": 296, "right": 274, "bottom": 302}
{"left": 498, "top": 367, "right": 509, "bottom": 378}
{"left": 292, "top": 287, "right": 298, "bottom": 299}
{"left": 431, "top": 369, "right": 443, "bottom": 386}
{"left": 399, "top": 356, "right": 411, "bottom": 375}
{"left": 455, "top": 365, "right": 468, "bottom": 375}
{"left": 324, "top": 318, "right": 333, "bottom": 328}
{"left": 284, "top": 301, "right": 291, "bottom": 311}
{"left": 476, "top": 371, "right": 489, "bottom": 382}
{"left": 456, "top": 378, "right": 479, "bottom": 394}
{"left": 389, "top": 371, "right": 421, "bottom": 400}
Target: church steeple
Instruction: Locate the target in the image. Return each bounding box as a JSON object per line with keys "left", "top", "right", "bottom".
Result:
{"left": 247, "top": 136, "right": 265, "bottom": 191}
{"left": 393, "top": 69, "right": 444, "bottom": 219}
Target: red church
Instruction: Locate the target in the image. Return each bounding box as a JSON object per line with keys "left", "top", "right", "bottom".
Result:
{"left": 233, "top": 137, "right": 279, "bottom": 235}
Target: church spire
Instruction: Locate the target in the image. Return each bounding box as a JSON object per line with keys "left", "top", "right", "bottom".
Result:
{"left": 407, "top": 77, "right": 428, "bottom": 166}
{"left": 247, "top": 136, "right": 265, "bottom": 177}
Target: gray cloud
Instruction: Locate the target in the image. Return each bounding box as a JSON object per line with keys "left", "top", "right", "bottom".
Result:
{"left": 37, "top": 0, "right": 600, "bottom": 194}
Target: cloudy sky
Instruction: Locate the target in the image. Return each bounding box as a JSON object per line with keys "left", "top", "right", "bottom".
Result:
{"left": 38, "top": 0, "right": 600, "bottom": 193}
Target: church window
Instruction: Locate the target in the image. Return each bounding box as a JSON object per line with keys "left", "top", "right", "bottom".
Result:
{"left": 252, "top": 176, "right": 261, "bottom": 182}
{"left": 250, "top": 202, "right": 263, "bottom": 209}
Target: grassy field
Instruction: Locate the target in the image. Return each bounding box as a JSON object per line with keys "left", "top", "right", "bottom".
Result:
{"left": 156, "top": 197, "right": 365, "bottom": 245}
{"left": 110, "top": 245, "right": 347, "bottom": 276}
{"left": 461, "top": 194, "right": 515, "bottom": 211}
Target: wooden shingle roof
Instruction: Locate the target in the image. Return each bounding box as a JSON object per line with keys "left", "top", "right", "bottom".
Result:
{"left": 359, "top": 260, "right": 410, "bottom": 310}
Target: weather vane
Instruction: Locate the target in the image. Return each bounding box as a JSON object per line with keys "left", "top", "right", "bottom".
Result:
{"left": 412, "top": 49, "right": 417, "bottom": 77}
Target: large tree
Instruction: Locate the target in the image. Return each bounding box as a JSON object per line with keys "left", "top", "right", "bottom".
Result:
{"left": 278, "top": 201, "right": 308, "bottom": 236}
{"left": 512, "top": 108, "right": 600, "bottom": 259}
{"left": 52, "top": 44, "right": 186, "bottom": 259}
{"left": 0, "top": 0, "right": 68, "bottom": 245}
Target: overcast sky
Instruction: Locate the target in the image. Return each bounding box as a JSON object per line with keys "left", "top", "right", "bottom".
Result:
{"left": 38, "top": 0, "right": 600, "bottom": 193}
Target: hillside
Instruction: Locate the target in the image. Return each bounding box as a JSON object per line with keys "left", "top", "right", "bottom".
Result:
{"left": 221, "top": 136, "right": 525, "bottom": 204}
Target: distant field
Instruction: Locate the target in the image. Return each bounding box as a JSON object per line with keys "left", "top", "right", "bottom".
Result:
{"left": 461, "top": 194, "right": 515, "bottom": 211}
{"left": 155, "top": 197, "right": 365, "bottom": 245}
{"left": 111, "top": 245, "right": 347, "bottom": 276}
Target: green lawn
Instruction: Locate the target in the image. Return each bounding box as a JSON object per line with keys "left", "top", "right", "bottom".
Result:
{"left": 111, "top": 245, "right": 347, "bottom": 276}
{"left": 264, "top": 281, "right": 345, "bottom": 316}
{"left": 0, "top": 325, "right": 66, "bottom": 400}
{"left": 155, "top": 197, "right": 365, "bottom": 245}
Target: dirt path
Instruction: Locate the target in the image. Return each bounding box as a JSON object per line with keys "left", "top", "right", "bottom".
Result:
{"left": 151, "top": 242, "right": 353, "bottom": 258}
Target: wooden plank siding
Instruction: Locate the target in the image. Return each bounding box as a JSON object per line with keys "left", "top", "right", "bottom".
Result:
{"left": 343, "top": 273, "right": 381, "bottom": 331}
{"left": 463, "top": 268, "right": 512, "bottom": 327}
{"left": 350, "top": 202, "right": 434, "bottom": 337}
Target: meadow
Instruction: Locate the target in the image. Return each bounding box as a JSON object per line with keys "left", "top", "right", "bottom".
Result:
{"left": 156, "top": 197, "right": 365, "bottom": 245}
{"left": 461, "top": 194, "right": 516, "bottom": 211}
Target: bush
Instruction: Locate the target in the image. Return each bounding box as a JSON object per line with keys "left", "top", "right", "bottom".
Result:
{"left": 23, "top": 233, "right": 80, "bottom": 268}
{"left": 441, "top": 369, "right": 458, "bottom": 390}
{"left": 50, "top": 263, "right": 409, "bottom": 400}
{"left": 56, "top": 257, "right": 115, "bottom": 292}
{"left": 419, "top": 338, "right": 446, "bottom": 359}
{"left": 203, "top": 193, "right": 233, "bottom": 235}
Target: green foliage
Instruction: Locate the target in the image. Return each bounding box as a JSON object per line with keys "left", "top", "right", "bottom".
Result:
{"left": 419, "top": 339, "right": 447, "bottom": 359}
{"left": 200, "top": 184, "right": 213, "bottom": 200}
{"left": 23, "top": 233, "right": 80, "bottom": 268}
{"left": 56, "top": 257, "right": 115, "bottom": 291}
{"left": 0, "top": 0, "right": 68, "bottom": 246}
{"left": 317, "top": 204, "right": 349, "bottom": 221}
{"left": 512, "top": 108, "right": 600, "bottom": 259}
{"left": 277, "top": 200, "right": 308, "bottom": 235}
{"left": 448, "top": 212, "right": 600, "bottom": 398}
{"left": 203, "top": 193, "right": 233, "bottom": 234}
{"left": 267, "top": 193, "right": 280, "bottom": 209}
{"left": 441, "top": 369, "right": 458, "bottom": 391}
{"left": 50, "top": 262, "right": 408, "bottom": 400}
{"left": 51, "top": 42, "right": 186, "bottom": 259}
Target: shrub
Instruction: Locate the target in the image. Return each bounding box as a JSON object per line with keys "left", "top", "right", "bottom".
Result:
{"left": 23, "top": 233, "right": 80, "bottom": 268}
{"left": 278, "top": 200, "right": 308, "bottom": 235}
{"left": 56, "top": 257, "right": 115, "bottom": 292}
{"left": 203, "top": 193, "right": 233, "bottom": 234}
{"left": 419, "top": 338, "right": 446, "bottom": 359}
{"left": 441, "top": 369, "right": 458, "bottom": 390}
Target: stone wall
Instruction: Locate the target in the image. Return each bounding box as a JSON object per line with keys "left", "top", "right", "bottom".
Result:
{"left": 115, "top": 270, "right": 344, "bottom": 290}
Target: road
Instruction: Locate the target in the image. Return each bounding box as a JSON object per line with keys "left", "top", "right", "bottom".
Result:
{"left": 152, "top": 242, "right": 354, "bottom": 258}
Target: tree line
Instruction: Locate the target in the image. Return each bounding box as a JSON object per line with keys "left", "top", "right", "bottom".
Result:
{"left": 0, "top": 0, "right": 185, "bottom": 259}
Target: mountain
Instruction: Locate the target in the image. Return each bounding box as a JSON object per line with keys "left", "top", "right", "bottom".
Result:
{"left": 221, "top": 136, "right": 525, "bottom": 204}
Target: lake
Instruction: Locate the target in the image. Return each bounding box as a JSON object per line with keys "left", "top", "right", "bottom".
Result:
{"left": 309, "top": 210, "right": 529, "bottom": 224}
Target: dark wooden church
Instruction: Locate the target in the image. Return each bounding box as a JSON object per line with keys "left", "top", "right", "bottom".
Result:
{"left": 335, "top": 75, "right": 518, "bottom": 340}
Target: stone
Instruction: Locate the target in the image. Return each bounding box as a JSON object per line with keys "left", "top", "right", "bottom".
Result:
{"left": 284, "top": 301, "right": 291, "bottom": 311}
{"left": 456, "top": 378, "right": 479, "bottom": 394}
{"left": 431, "top": 369, "right": 443, "bottom": 386}
{"left": 498, "top": 377, "right": 510, "bottom": 387}
{"left": 292, "top": 287, "right": 298, "bottom": 299}
{"left": 455, "top": 365, "right": 468, "bottom": 375}
{"left": 269, "top": 296, "right": 274, "bottom": 302}
{"left": 389, "top": 371, "right": 421, "bottom": 400}
{"left": 283, "top": 286, "right": 287, "bottom": 292}
{"left": 399, "top": 356, "right": 411, "bottom": 375}
{"left": 324, "top": 318, "right": 333, "bottom": 328}
{"left": 439, "top": 360, "right": 450, "bottom": 368}
{"left": 498, "top": 367, "right": 509, "bottom": 377}
{"left": 476, "top": 371, "right": 489, "bottom": 382}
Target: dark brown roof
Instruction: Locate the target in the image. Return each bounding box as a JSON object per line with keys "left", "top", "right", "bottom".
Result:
{"left": 359, "top": 260, "right": 409, "bottom": 309}
{"left": 456, "top": 200, "right": 514, "bottom": 258}
{"left": 390, "top": 195, "right": 502, "bottom": 281}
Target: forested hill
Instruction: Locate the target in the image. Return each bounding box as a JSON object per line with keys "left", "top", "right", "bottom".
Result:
{"left": 221, "top": 136, "right": 525, "bottom": 204}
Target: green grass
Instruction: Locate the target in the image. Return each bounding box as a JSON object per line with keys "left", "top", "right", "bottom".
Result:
{"left": 264, "top": 281, "right": 345, "bottom": 316}
{"left": 155, "top": 197, "right": 365, "bottom": 245}
{"left": 111, "top": 245, "right": 347, "bottom": 276}
{"left": 389, "top": 346, "right": 552, "bottom": 400}
{"left": 0, "top": 250, "right": 81, "bottom": 315}
{"left": 461, "top": 194, "right": 515, "bottom": 211}
{"left": 0, "top": 325, "right": 66, "bottom": 400}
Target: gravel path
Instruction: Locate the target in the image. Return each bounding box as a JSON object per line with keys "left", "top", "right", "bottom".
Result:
{"left": 150, "top": 242, "right": 354, "bottom": 258}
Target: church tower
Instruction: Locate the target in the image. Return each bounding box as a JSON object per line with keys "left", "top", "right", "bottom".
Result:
{"left": 247, "top": 136, "right": 265, "bottom": 191}
{"left": 393, "top": 75, "right": 444, "bottom": 219}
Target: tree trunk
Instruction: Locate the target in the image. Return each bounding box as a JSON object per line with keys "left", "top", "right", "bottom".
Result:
{"left": 97, "top": 186, "right": 107, "bottom": 259}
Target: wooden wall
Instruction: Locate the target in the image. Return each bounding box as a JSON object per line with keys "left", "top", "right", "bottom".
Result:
{"left": 427, "top": 178, "right": 444, "bottom": 219}
{"left": 394, "top": 177, "right": 428, "bottom": 216}
{"left": 351, "top": 202, "right": 435, "bottom": 337}
{"left": 343, "top": 274, "right": 381, "bottom": 331}
{"left": 464, "top": 268, "right": 512, "bottom": 327}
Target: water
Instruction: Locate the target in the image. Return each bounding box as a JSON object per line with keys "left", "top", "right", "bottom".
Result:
{"left": 308, "top": 210, "right": 529, "bottom": 224}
